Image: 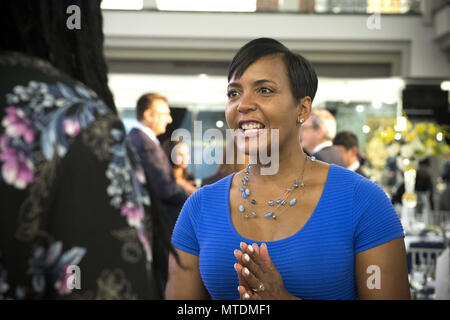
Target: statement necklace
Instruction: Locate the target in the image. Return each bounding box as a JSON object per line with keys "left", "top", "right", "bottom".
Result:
{"left": 238, "top": 154, "right": 313, "bottom": 220}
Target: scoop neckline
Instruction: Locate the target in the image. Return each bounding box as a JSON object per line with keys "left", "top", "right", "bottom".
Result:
{"left": 225, "top": 164, "right": 334, "bottom": 244}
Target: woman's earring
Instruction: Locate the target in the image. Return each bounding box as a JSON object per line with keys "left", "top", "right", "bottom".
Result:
{"left": 298, "top": 118, "right": 305, "bottom": 125}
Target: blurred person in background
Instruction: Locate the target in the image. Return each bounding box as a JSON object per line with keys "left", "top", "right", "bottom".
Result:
{"left": 299, "top": 109, "right": 345, "bottom": 167}
{"left": 333, "top": 131, "right": 367, "bottom": 177}
{"left": 0, "top": 0, "right": 176, "bottom": 299}
{"left": 127, "top": 93, "right": 192, "bottom": 236}
{"left": 162, "top": 138, "right": 196, "bottom": 190}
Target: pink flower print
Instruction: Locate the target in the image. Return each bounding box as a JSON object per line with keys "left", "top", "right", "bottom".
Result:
{"left": 120, "top": 202, "right": 144, "bottom": 228}
{"left": 63, "top": 119, "right": 81, "bottom": 137}
{"left": 0, "top": 136, "right": 34, "bottom": 189}
{"left": 55, "top": 264, "right": 72, "bottom": 296}
{"left": 2, "top": 107, "right": 34, "bottom": 143}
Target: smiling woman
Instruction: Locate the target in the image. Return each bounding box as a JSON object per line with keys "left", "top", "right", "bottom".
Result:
{"left": 226, "top": 54, "right": 306, "bottom": 159}
{"left": 166, "top": 38, "right": 410, "bottom": 300}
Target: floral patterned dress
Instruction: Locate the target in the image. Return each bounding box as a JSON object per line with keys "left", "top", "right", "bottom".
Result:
{"left": 0, "top": 52, "right": 159, "bottom": 299}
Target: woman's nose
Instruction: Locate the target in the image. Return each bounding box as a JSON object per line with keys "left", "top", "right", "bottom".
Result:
{"left": 237, "top": 92, "right": 256, "bottom": 113}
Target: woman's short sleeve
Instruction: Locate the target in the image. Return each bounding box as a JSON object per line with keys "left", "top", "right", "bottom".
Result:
{"left": 171, "top": 188, "right": 202, "bottom": 256}
{"left": 353, "top": 177, "right": 405, "bottom": 254}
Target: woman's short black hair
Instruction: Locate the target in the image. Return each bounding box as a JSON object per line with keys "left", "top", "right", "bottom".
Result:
{"left": 228, "top": 38, "right": 318, "bottom": 102}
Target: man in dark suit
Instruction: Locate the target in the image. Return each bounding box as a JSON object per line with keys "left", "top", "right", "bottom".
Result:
{"left": 333, "top": 131, "right": 367, "bottom": 177}
{"left": 127, "top": 93, "right": 193, "bottom": 234}
{"left": 299, "top": 109, "right": 345, "bottom": 167}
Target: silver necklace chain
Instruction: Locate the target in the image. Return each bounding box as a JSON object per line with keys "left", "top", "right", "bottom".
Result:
{"left": 238, "top": 154, "right": 313, "bottom": 220}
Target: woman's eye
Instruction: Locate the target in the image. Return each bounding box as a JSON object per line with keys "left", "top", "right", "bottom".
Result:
{"left": 227, "top": 90, "right": 239, "bottom": 99}
{"left": 259, "top": 87, "right": 273, "bottom": 94}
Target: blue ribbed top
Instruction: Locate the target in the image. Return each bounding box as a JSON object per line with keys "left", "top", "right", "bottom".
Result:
{"left": 172, "top": 164, "right": 404, "bottom": 300}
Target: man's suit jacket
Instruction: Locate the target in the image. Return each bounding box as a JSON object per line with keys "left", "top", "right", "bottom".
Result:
{"left": 127, "top": 128, "right": 187, "bottom": 233}
{"left": 313, "top": 146, "right": 346, "bottom": 167}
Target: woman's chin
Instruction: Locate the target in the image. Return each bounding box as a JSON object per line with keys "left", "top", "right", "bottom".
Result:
{"left": 237, "top": 142, "right": 271, "bottom": 159}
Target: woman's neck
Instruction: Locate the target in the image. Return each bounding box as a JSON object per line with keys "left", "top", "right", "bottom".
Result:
{"left": 247, "top": 140, "right": 307, "bottom": 185}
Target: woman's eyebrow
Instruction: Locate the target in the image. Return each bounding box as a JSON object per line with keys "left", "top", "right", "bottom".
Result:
{"left": 253, "top": 79, "right": 277, "bottom": 86}
{"left": 227, "top": 82, "right": 242, "bottom": 90}
{"left": 228, "top": 79, "right": 277, "bottom": 89}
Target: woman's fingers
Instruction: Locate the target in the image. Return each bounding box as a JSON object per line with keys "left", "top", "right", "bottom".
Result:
{"left": 235, "top": 242, "right": 268, "bottom": 300}
{"left": 234, "top": 262, "right": 248, "bottom": 284}
{"left": 238, "top": 285, "right": 253, "bottom": 300}
{"left": 240, "top": 242, "right": 270, "bottom": 275}
{"left": 234, "top": 262, "right": 252, "bottom": 292}
{"left": 239, "top": 242, "right": 260, "bottom": 256}
{"left": 235, "top": 264, "right": 255, "bottom": 300}
{"left": 251, "top": 243, "right": 260, "bottom": 255}
{"left": 234, "top": 248, "right": 243, "bottom": 261}
{"left": 238, "top": 284, "right": 262, "bottom": 300}
{"left": 234, "top": 242, "right": 290, "bottom": 300}
{"left": 240, "top": 265, "right": 265, "bottom": 296}
{"left": 258, "top": 243, "right": 276, "bottom": 270}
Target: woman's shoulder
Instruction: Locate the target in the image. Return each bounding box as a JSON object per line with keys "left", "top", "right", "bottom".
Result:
{"left": 196, "top": 173, "right": 234, "bottom": 199}
{"left": 181, "top": 173, "right": 234, "bottom": 213}
{"left": 310, "top": 162, "right": 363, "bottom": 192}
{"left": 326, "top": 164, "right": 377, "bottom": 190}
{"left": 337, "top": 166, "right": 393, "bottom": 212}
{"left": 319, "top": 164, "right": 385, "bottom": 205}
{"left": 174, "top": 173, "right": 234, "bottom": 239}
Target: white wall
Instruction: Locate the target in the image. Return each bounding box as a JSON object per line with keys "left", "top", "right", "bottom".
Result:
{"left": 103, "top": 10, "right": 450, "bottom": 79}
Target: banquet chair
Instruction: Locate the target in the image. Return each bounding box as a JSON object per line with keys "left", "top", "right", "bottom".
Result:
{"left": 406, "top": 207, "right": 450, "bottom": 299}
{"left": 409, "top": 247, "right": 445, "bottom": 274}
{"left": 408, "top": 247, "right": 445, "bottom": 299}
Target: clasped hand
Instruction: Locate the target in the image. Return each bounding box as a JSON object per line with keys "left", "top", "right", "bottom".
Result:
{"left": 234, "top": 242, "right": 299, "bottom": 300}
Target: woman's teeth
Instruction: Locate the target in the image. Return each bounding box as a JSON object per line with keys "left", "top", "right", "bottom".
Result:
{"left": 241, "top": 122, "right": 264, "bottom": 130}
{"left": 243, "top": 128, "right": 259, "bottom": 134}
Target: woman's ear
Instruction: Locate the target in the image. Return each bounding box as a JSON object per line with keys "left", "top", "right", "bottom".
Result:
{"left": 296, "top": 96, "right": 312, "bottom": 123}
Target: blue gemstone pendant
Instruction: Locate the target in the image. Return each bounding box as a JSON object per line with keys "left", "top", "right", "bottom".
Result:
{"left": 264, "top": 212, "right": 273, "bottom": 218}
{"left": 240, "top": 156, "right": 307, "bottom": 221}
